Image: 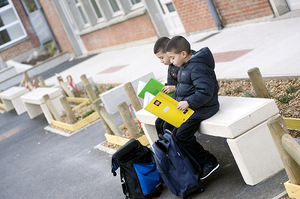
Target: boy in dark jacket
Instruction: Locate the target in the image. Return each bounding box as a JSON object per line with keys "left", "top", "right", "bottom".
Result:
{"left": 164, "top": 36, "right": 219, "bottom": 180}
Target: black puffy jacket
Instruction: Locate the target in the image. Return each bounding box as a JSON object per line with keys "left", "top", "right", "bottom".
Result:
{"left": 175, "top": 47, "right": 219, "bottom": 117}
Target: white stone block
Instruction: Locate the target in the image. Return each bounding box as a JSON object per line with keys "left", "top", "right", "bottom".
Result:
{"left": 0, "top": 87, "right": 29, "bottom": 115}
{"left": 227, "top": 121, "right": 284, "bottom": 185}
{"left": 100, "top": 72, "right": 155, "bottom": 114}
{"left": 200, "top": 96, "right": 279, "bottom": 138}
{"left": 21, "top": 88, "right": 64, "bottom": 124}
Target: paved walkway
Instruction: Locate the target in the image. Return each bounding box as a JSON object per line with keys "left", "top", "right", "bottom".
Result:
{"left": 44, "top": 10, "right": 300, "bottom": 86}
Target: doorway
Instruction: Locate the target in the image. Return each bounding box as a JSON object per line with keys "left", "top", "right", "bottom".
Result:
{"left": 157, "top": 0, "right": 186, "bottom": 36}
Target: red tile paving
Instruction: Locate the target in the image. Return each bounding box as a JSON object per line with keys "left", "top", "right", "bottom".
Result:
{"left": 98, "top": 64, "right": 128, "bottom": 74}
{"left": 98, "top": 50, "right": 252, "bottom": 74}
{"left": 213, "top": 49, "right": 253, "bottom": 63}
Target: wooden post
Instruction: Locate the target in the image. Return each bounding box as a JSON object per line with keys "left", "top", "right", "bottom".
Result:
{"left": 38, "top": 76, "right": 47, "bottom": 87}
{"left": 282, "top": 134, "right": 300, "bottom": 170}
{"left": 93, "top": 98, "right": 122, "bottom": 136}
{"left": 267, "top": 114, "right": 300, "bottom": 185}
{"left": 84, "top": 84, "right": 98, "bottom": 101}
{"left": 0, "top": 90, "right": 3, "bottom": 103}
{"left": 22, "top": 72, "right": 33, "bottom": 90}
{"left": 247, "top": 67, "right": 270, "bottom": 98}
{"left": 118, "top": 101, "right": 140, "bottom": 138}
{"left": 81, "top": 74, "right": 98, "bottom": 101}
{"left": 80, "top": 74, "right": 90, "bottom": 87}
{"left": 43, "top": 94, "right": 61, "bottom": 122}
{"left": 19, "top": 74, "right": 25, "bottom": 87}
{"left": 32, "top": 77, "right": 39, "bottom": 89}
{"left": 60, "top": 96, "right": 77, "bottom": 124}
{"left": 66, "top": 75, "right": 79, "bottom": 96}
{"left": 123, "top": 82, "right": 142, "bottom": 112}
{"left": 57, "top": 76, "right": 75, "bottom": 97}
{"left": 93, "top": 99, "right": 114, "bottom": 135}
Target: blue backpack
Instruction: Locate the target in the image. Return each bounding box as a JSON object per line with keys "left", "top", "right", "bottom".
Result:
{"left": 152, "top": 130, "right": 204, "bottom": 199}
{"left": 111, "top": 139, "right": 163, "bottom": 199}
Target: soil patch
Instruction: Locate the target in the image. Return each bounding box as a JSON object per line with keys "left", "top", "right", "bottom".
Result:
{"left": 218, "top": 77, "right": 300, "bottom": 139}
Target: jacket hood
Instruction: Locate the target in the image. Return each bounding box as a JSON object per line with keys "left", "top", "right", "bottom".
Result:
{"left": 187, "top": 47, "right": 215, "bottom": 69}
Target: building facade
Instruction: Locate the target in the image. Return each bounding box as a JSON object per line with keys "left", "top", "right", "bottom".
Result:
{"left": 0, "top": 0, "right": 297, "bottom": 68}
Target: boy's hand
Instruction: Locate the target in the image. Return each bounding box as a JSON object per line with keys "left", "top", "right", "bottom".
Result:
{"left": 177, "top": 101, "right": 189, "bottom": 111}
{"left": 162, "top": 85, "right": 176, "bottom": 93}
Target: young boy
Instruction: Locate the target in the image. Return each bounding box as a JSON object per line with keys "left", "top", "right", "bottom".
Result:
{"left": 154, "top": 37, "right": 178, "bottom": 94}
{"left": 164, "top": 36, "right": 220, "bottom": 180}
{"left": 153, "top": 37, "right": 179, "bottom": 135}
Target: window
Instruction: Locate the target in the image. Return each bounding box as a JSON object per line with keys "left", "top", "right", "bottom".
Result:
{"left": 129, "top": 0, "right": 142, "bottom": 10}
{"left": 89, "top": 0, "right": 104, "bottom": 21}
{"left": 74, "top": 0, "right": 89, "bottom": 25}
{"left": 108, "top": 0, "right": 120, "bottom": 12}
{"left": 130, "top": 0, "right": 141, "bottom": 5}
{"left": 0, "top": 0, "right": 27, "bottom": 48}
{"left": 108, "top": 0, "right": 122, "bottom": 16}
{"left": 166, "top": 3, "right": 175, "bottom": 12}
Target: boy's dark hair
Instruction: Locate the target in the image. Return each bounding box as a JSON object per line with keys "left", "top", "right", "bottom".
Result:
{"left": 154, "top": 37, "right": 170, "bottom": 54}
{"left": 165, "top": 36, "right": 191, "bottom": 55}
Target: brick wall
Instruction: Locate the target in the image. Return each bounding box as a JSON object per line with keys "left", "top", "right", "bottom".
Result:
{"left": 12, "top": 0, "right": 39, "bottom": 47}
{"left": 0, "top": 40, "right": 35, "bottom": 62}
{"left": 39, "top": 0, "right": 74, "bottom": 54}
{"left": 81, "top": 13, "right": 157, "bottom": 51}
{"left": 173, "top": 0, "right": 274, "bottom": 33}
{"left": 214, "top": 0, "right": 273, "bottom": 24}
{"left": 173, "top": 0, "right": 216, "bottom": 33}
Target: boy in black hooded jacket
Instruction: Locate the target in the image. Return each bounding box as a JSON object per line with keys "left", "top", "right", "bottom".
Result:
{"left": 164, "top": 36, "right": 219, "bottom": 180}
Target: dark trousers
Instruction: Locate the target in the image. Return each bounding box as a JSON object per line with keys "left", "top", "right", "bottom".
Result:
{"left": 155, "top": 110, "right": 217, "bottom": 166}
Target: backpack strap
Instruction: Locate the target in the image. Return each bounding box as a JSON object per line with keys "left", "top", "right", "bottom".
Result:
{"left": 165, "top": 129, "right": 187, "bottom": 157}
{"left": 120, "top": 167, "right": 130, "bottom": 198}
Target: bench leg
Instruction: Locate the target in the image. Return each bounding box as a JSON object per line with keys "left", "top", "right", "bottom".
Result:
{"left": 227, "top": 121, "right": 284, "bottom": 186}
{"left": 24, "top": 102, "right": 43, "bottom": 119}
{"left": 141, "top": 123, "right": 158, "bottom": 147}
{"left": 2, "top": 99, "right": 14, "bottom": 111}
{"left": 11, "top": 97, "right": 27, "bottom": 115}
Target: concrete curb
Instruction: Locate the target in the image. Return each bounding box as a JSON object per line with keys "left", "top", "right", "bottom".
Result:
{"left": 94, "top": 140, "right": 117, "bottom": 155}
{"left": 272, "top": 190, "right": 287, "bottom": 199}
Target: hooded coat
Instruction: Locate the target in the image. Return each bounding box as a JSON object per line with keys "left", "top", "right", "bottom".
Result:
{"left": 175, "top": 47, "right": 219, "bottom": 119}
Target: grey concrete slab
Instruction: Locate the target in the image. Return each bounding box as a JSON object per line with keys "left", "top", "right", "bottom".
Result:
{"left": 0, "top": 109, "right": 289, "bottom": 199}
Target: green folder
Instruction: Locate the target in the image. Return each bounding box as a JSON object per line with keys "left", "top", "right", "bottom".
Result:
{"left": 137, "top": 78, "right": 174, "bottom": 99}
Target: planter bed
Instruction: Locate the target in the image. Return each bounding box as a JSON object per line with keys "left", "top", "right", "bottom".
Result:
{"left": 284, "top": 180, "right": 300, "bottom": 199}
{"left": 48, "top": 97, "right": 99, "bottom": 133}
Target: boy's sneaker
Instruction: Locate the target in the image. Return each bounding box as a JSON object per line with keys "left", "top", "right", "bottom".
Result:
{"left": 200, "top": 162, "right": 219, "bottom": 180}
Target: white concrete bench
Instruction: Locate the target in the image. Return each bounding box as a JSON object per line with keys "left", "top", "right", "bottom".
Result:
{"left": 135, "top": 96, "right": 283, "bottom": 186}
{"left": 0, "top": 87, "right": 29, "bottom": 115}
{"left": 21, "top": 88, "right": 64, "bottom": 124}
{"left": 99, "top": 72, "right": 155, "bottom": 114}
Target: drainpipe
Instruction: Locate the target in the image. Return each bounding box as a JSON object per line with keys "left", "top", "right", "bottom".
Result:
{"left": 205, "top": 0, "right": 223, "bottom": 30}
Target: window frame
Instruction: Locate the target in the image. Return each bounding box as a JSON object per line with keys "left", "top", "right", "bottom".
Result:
{"left": 107, "top": 0, "right": 123, "bottom": 17}
{"left": 73, "top": 0, "right": 90, "bottom": 28}
{"left": 89, "top": 0, "right": 105, "bottom": 23}
{"left": 0, "top": 0, "right": 27, "bottom": 49}
{"left": 129, "top": 0, "right": 143, "bottom": 10}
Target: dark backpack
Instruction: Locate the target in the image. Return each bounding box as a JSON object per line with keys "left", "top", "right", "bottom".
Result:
{"left": 152, "top": 130, "right": 204, "bottom": 199}
{"left": 111, "top": 139, "right": 163, "bottom": 199}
